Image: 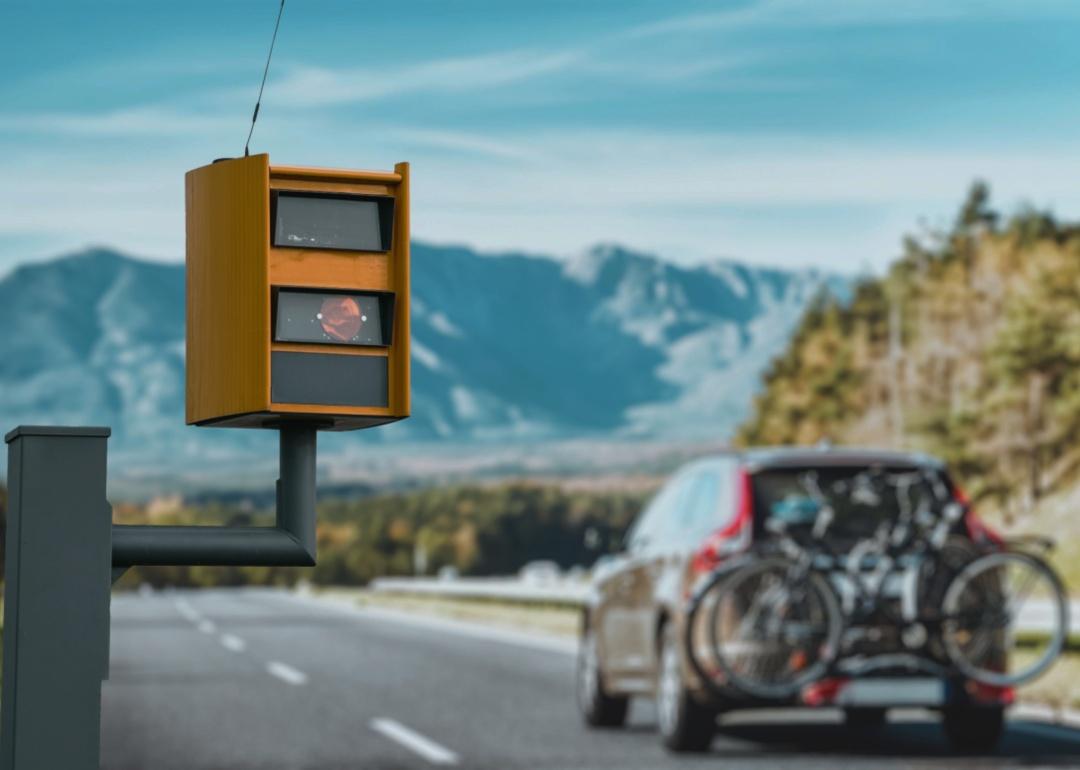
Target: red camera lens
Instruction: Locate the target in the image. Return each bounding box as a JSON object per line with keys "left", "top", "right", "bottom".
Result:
{"left": 318, "top": 296, "right": 363, "bottom": 342}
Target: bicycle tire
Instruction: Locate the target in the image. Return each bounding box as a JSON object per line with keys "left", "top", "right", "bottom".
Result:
{"left": 913, "top": 536, "right": 981, "bottom": 661}
{"left": 683, "top": 556, "right": 756, "bottom": 698}
{"left": 941, "top": 549, "right": 1069, "bottom": 687}
{"left": 704, "top": 556, "right": 843, "bottom": 700}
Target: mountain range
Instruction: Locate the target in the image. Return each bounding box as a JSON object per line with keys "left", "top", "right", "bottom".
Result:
{"left": 0, "top": 244, "right": 848, "bottom": 476}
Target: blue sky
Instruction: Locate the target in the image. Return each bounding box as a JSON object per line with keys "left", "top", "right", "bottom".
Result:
{"left": 3, "top": 0, "right": 1080, "bottom": 275}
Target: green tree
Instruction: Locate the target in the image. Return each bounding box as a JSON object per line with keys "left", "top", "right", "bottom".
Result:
{"left": 981, "top": 253, "right": 1080, "bottom": 508}
{"left": 956, "top": 180, "right": 998, "bottom": 233}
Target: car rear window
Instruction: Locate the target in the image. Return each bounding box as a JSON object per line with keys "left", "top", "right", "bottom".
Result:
{"left": 750, "top": 465, "right": 949, "bottom": 543}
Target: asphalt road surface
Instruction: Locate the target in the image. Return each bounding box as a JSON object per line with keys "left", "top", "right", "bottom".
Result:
{"left": 102, "top": 588, "right": 1080, "bottom": 770}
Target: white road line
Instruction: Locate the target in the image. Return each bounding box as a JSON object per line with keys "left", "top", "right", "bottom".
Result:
{"left": 196, "top": 619, "right": 217, "bottom": 634}
{"left": 370, "top": 718, "right": 459, "bottom": 766}
{"left": 174, "top": 599, "right": 200, "bottom": 623}
{"left": 266, "top": 661, "right": 308, "bottom": 686}
{"left": 219, "top": 633, "right": 246, "bottom": 653}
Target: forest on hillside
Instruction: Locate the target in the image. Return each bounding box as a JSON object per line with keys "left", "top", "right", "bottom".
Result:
{"left": 738, "top": 183, "right": 1080, "bottom": 522}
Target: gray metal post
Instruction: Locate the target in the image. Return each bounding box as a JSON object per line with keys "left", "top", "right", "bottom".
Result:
{"left": 277, "top": 424, "right": 317, "bottom": 556}
{"left": 110, "top": 425, "right": 318, "bottom": 567}
{"left": 1, "top": 427, "right": 112, "bottom": 770}
{"left": 2, "top": 423, "right": 321, "bottom": 769}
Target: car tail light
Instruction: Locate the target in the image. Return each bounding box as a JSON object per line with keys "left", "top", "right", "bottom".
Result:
{"left": 690, "top": 468, "right": 754, "bottom": 577}
{"left": 802, "top": 677, "right": 849, "bottom": 707}
{"left": 955, "top": 485, "right": 1004, "bottom": 546}
{"left": 965, "top": 680, "right": 1015, "bottom": 705}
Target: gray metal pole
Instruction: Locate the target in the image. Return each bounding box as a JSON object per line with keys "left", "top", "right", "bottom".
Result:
{"left": 1, "top": 426, "right": 112, "bottom": 770}
{"left": 277, "top": 424, "right": 317, "bottom": 556}
{"left": 110, "top": 425, "right": 317, "bottom": 567}
{"left": 2, "top": 424, "right": 321, "bottom": 769}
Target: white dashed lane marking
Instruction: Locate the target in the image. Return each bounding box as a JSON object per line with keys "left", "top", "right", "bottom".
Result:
{"left": 370, "top": 718, "right": 459, "bottom": 766}
{"left": 174, "top": 599, "right": 200, "bottom": 623}
{"left": 197, "top": 619, "right": 217, "bottom": 634}
{"left": 266, "top": 661, "right": 308, "bottom": 686}
{"left": 219, "top": 634, "right": 246, "bottom": 653}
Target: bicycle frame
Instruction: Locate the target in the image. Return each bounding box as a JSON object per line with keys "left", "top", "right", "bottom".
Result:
{"left": 770, "top": 468, "right": 972, "bottom": 650}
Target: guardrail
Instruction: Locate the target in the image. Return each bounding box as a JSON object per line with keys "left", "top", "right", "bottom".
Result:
{"left": 370, "top": 576, "right": 590, "bottom": 606}
{"left": 370, "top": 576, "right": 1080, "bottom": 636}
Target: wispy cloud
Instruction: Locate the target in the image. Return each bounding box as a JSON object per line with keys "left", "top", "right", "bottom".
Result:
{"left": 14, "top": 42, "right": 807, "bottom": 143}
{"left": 3, "top": 0, "right": 1080, "bottom": 275}
{"left": 625, "top": 0, "right": 1080, "bottom": 40}
{"left": 265, "top": 49, "right": 584, "bottom": 108}
{"left": 6, "top": 125, "right": 1078, "bottom": 274}
{"left": 576, "top": 52, "right": 769, "bottom": 85}
{"left": 1, "top": 107, "right": 237, "bottom": 137}
{"left": 389, "top": 128, "right": 542, "bottom": 163}
{"left": 252, "top": 9, "right": 822, "bottom": 111}
{"left": 2, "top": 5, "right": 816, "bottom": 142}
{"left": 410, "top": 130, "right": 1080, "bottom": 210}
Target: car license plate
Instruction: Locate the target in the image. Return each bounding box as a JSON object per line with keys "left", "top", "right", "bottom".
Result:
{"left": 839, "top": 678, "right": 944, "bottom": 706}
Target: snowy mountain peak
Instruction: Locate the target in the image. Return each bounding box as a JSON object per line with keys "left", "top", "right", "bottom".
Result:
{"left": 0, "top": 244, "right": 849, "bottom": 472}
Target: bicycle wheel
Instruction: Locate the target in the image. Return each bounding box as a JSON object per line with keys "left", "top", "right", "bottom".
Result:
{"left": 942, "top": 550, "right": 1069, "bottom": 687}
{"left": 683, "top": 559, "right": 748, "bottom": 697}
{"left": 706, "top": 557, "right": 843, "bottom": 699}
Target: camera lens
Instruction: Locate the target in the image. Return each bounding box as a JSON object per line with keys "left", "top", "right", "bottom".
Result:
{"left": 318, "top": 296, "right": 363, "bottom": 342}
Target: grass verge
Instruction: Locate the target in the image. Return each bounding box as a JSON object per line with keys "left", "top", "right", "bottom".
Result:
{"left": 1017, "top": 653, "right": 1080, "bottom": 710}
{"left": 315, "top": 587, "right": 581, "bottom": 638}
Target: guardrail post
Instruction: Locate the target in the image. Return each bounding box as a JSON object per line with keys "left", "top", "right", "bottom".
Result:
{"left": 1, "top": 426, "right": 112, "bottom": 770}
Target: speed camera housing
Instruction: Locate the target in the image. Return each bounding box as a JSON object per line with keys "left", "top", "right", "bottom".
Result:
{"left": 185, "top": 154, "right": 410, "bottom": 430}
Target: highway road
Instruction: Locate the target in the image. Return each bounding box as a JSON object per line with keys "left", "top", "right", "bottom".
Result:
{"left": 102, "top": 588, "right": 1080, "bottom": 770}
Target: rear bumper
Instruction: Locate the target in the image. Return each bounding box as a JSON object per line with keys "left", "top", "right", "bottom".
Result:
{"left": 690, "top": 677, "right": 1014, "bottom": 712}
{"left": 770, "top": 675, "right": 1014, "bottom": 711}
{"left": 686, "top": 665, "right": 1014, "bottom": 711}
{"left": 802, "top": 676, "right": 1014, "bottom": 709}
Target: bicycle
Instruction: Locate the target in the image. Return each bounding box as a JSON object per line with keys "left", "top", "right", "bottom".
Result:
{"left": 684, "top": 467, "right": 1069, "bottom": 700}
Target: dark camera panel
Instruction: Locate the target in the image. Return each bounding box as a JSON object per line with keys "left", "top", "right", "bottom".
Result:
{"left": 274, "top": 290, "right": 392, "bottom": 347}
{"left": 271, "top": 351, "right": 388, "bottom": 407}
{"left": 273, "top": 192, "right": 393, "bottom": 252}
